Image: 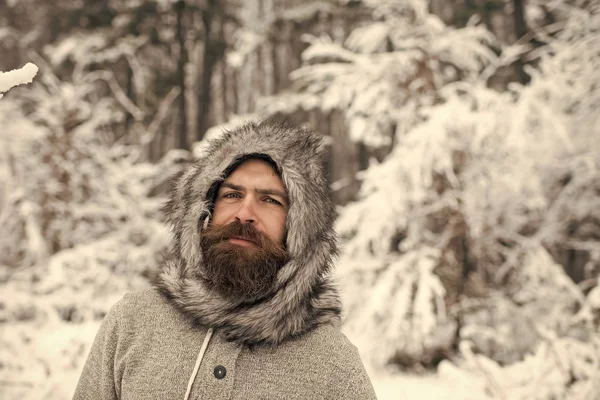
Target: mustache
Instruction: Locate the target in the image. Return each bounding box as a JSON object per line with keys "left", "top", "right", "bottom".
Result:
{"left": 202, "top": 220, "right": 279, "bottom": 249}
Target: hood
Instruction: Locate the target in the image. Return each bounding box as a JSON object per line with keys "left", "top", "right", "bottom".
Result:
{"left": 154, "top": 119, "right": 342, "bottom": 346}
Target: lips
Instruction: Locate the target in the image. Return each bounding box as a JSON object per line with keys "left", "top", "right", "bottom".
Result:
{"left": 228, "top": 236, "right": 258, "bottom": 247}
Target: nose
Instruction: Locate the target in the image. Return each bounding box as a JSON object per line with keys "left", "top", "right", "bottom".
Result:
{"left": 234, "top": 197, "right": 257, "bottom": 225}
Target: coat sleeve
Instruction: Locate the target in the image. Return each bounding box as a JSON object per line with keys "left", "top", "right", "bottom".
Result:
{"left": 73, "top": 296, "right": 126, "bottom": 400}
{"left": 335, "top": 358, "right": 379, "bottom": 400}
{"left": 326, "top": 342, "right": 378, "bottom": 400}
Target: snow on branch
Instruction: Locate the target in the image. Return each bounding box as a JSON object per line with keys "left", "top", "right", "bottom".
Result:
{"left": 0, "top": 62, "right": 38, "bottom": 98}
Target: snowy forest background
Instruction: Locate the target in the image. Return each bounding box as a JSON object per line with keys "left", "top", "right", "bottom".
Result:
{"left": 1, "top": 0, "right": 599, "bottom": 398}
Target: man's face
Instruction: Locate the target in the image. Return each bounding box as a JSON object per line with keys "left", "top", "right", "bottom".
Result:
{"left": 198, "top": 159, "right": 289, "bottom": 302}
{"left": 212, "top": 158, "right": 288, "bottom": 245}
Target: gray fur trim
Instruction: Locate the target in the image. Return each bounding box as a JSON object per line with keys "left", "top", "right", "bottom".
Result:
{"left": 154, "top": 119, "right": 342, "bottom": 345}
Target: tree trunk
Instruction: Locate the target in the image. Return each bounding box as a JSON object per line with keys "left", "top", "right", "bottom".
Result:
{"left": 513, "top": 0, "right": 528, "bottom": 39}
{"left": 175, "top": 0, "right": 189, "bottom": 150}
{"left": 125, "top": 64, "right": 135, "bottom": 133}
{"left": 213, "top": 18, "right": 227, "bottom": 125}
{"left": 474, "top": 0, "right": 495, "bottom": 33}
{"left": 513, "top": 0, "right": 530, "bottom": 84}
{"left": 478, "top": 0, "right": 494, "bottom": 32}
{"left": 261, "top": 0, "right": 275, "bottom": 95}
{"left": 226, "top": 64, "right": 238, "bottom": 115}
{"left": 196, "top": 0, "right": 219, "bottom": 141}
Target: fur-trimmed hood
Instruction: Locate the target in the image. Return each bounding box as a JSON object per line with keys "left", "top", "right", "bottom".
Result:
{"left": 154, "top": 119, "right": 342, "bottom": 346}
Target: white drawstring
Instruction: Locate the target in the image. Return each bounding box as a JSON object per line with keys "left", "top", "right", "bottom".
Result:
{"left": 183, "top": 328, "right": 214, "bottom": 400}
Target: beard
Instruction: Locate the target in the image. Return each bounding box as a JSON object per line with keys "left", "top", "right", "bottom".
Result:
{"left": 199, "top": 220, "right": 288, "bottom": 303}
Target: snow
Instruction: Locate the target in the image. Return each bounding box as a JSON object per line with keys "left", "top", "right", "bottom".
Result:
{"left": 371, "top": 372, "right": 480, "bottom": 400}
{"left": 0, "top": 62, "right": 38, "bottom": 97}
{"left": 588, "top": 284, "right": 600, "bottom": 310}
{"left": 345, "top": 22, "right": 390, "bottom": 54}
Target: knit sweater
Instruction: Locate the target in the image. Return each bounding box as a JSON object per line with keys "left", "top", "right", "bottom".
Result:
{"left": 74, "top": 288, "right": 377, "bottom": 400}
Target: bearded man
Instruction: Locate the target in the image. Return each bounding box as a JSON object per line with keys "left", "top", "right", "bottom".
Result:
{"left": 74, "top": 119, "right": 377, "bottom": 399}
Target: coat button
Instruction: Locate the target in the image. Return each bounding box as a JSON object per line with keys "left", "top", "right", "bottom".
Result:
{"left": 214, "top": 365, "right": 227, "bottom": 380}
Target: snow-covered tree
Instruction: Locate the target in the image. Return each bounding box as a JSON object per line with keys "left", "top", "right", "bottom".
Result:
{"left": 435, "top": 5, "right": 600, "bottom": 398}
{"left": 0, "top": 58, "right": 188, "bottom": 398}
{"left": 260, "top": 0, "right": 498, "bottom": 148}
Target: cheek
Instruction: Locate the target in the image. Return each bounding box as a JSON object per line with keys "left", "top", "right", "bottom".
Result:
{"left": 211, "top": 203, "right": 231, "bottom": 225}
{"left": 268, "top": 213, "right": 287, "bottom": 244}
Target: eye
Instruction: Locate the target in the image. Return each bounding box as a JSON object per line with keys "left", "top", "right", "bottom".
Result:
{"left": 264, "top": 197, "right": 283, "bottom": 206}
{"left": 222, "top": 192, "right": 241, "bottom": 199}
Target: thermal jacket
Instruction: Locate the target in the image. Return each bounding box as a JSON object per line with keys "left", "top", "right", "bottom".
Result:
{"left": 74, "top": 119, "right": 377, "bottom": 399}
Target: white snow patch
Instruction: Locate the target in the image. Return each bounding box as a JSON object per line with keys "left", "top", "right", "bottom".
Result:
{"left": 371, "top": 371, "right": 481, "bottom": 400}
{"left": 0, "top": 63, "right": 38, "bottom": 97}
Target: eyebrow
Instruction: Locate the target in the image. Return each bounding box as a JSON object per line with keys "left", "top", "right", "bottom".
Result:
{"left": 220, "top": 182, "right": 289, "bottom": 203}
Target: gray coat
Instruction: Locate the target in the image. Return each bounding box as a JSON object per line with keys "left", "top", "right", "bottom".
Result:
{"left": 74, "top": 289, "right": 377, "bottom": 399}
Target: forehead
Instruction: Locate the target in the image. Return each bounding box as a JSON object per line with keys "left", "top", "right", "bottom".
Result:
{"left": 224, "top": 159, "right": 285, "bottom": 188}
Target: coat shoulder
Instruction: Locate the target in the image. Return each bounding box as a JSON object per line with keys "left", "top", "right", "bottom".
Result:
{"left": 110, "top": 288, "right": 191, "bottom": 333}
{"left": 302, "top": 324, "right": 358, "bottom": 353}
{"left": 120, "top": 287, "right": 168, "bottom": 308}
{"left": 111, "top": 288, "right": 167, "bottom": 317}
{"left": 290, "top": 324, "right": 365, "bottom": 372}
